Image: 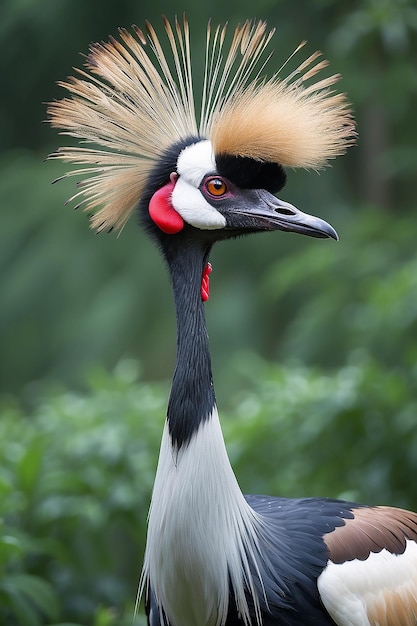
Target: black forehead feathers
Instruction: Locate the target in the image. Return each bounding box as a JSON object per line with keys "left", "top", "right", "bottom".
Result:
{"left": 215, "top": 153, "right": 287, "bottom": 193}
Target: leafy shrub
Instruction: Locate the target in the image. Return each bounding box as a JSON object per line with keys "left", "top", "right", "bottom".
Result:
{"left": 1, "top": 356, "right": 416, "bottom": 624}
{"left": 0, "top": 360, "right": 161, "bottom": 626}
{"left": 223, "top": 352, "right": 417, "bottom": 509}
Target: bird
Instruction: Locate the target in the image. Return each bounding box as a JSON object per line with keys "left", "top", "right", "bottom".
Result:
{"left": 48, "top": 16, "right": 417, "bottom": 626}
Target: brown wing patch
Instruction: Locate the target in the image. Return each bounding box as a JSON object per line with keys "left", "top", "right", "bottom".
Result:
{"left": 367, "top": 585, "right": 417, "bottom": 626}
{"left": 324, "top": 505, "right": 417, "bottom": 564}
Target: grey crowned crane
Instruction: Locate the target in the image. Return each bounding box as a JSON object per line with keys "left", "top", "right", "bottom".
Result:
{"left": 48, "top": 17, "right": 417, "bottom": 626}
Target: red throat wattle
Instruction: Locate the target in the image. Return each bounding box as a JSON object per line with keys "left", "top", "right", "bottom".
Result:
{"left": 201, "top": 263, "right": 212, "bottom": 302}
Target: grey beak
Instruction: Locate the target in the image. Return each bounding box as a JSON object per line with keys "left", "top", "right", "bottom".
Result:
{"left": 263, "top": 195, "right": 339, "bottom": 240}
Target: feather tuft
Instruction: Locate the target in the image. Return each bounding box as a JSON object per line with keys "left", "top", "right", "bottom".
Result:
{"left": 210, "top": 44, "right": 356, "bottom": 169}
{"left": 48, "top": 17, "right": 355, "bottom": 232}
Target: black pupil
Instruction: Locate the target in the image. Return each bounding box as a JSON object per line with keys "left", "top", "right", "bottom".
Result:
{"left": 212, "top": 179, "right": 223, "bottom": 190}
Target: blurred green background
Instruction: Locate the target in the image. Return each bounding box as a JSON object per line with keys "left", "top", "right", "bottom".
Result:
{"left": 1, "top": 0, "right": 417, "bottom": 624}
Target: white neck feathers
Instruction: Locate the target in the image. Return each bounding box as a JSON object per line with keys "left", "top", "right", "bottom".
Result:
{"left": 141, "top": 406, "right": 265, "bottom": 626}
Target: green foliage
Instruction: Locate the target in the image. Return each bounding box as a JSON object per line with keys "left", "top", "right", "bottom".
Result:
{"left": 0, "top": 357, "right": 416, "bottom": 624}
{"left": 0, "top": 360, "right": 159, "bottom": 625}
{"left": 259, "top": 208, "right": 417, "bottom": 370}
{"left": 0, "top": 151, "right": 173, "bottom": 394}
{"left": 224, "top": 353, "right": 417, "bottom": 509}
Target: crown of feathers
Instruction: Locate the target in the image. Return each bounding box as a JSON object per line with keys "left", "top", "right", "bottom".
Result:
{"left": 48, "top": 16, "right": 356, "bottom": 232}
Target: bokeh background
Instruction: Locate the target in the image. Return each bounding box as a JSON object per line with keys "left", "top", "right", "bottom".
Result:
{"left": 1, "top": 0, "right": 417, "bottom": 624}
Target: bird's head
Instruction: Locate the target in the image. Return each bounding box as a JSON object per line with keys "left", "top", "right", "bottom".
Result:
{"left": 48, "top": 17, "right": 353, "bottom": 258}
{"left": 139, "top": 137, "right": 337, "bottom": 250}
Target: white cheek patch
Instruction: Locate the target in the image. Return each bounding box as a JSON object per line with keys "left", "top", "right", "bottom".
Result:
{"left": 176, "top": 139, "right": 215, "bottom": 187}
{"left": 172, "top": 139, "right": 226, "bottom": 230}
{"left": 171, "top": 178, "right": 226, "bottom": 230}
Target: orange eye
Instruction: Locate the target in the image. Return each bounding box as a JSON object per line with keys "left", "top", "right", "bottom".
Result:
{"left": 205, "top": 177, "right": 228, "bottom": 197}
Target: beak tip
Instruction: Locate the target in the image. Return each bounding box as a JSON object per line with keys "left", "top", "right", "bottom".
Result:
{"left": 314, "top": 219, "right": 338, "bottom": 242}
{"left": 330, "top": 227, "right": 339, "bottom": 242}
{"left": 307, "top": 220, "right": 339, "bottom": 241}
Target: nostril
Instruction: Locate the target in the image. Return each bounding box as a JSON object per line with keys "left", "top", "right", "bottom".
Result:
{"left": 274, "top": 207, "right": 296, "bottom": 216}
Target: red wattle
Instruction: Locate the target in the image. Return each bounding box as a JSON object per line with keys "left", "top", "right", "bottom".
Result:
{"left": 201, "top": 262, "right": 212, "bottom": 302}
{"left": 149, "top": 181, "right": 184, "bottom": 234}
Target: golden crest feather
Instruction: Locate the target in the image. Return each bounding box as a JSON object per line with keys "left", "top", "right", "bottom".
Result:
{"left": 48, "top": 16, "right": 355, "bottom": 232}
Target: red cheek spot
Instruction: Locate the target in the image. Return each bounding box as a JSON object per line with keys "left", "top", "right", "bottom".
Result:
{"left": 201, "top": 262, "right": 212, "bottom": 302}
{"left": 149, "top": 180, "right": 184, "bottom": 234}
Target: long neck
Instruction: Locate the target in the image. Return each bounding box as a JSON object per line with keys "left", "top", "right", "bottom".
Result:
{"left": 165, "top": 240, "right": 215, "bottom": 448}
{"left": 142, "top": 239, "right": 266, "bottom": 626}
